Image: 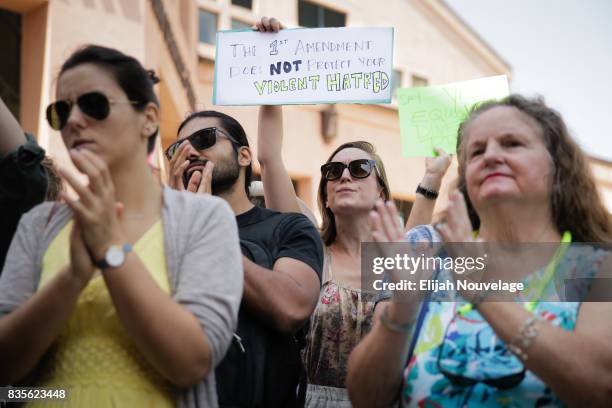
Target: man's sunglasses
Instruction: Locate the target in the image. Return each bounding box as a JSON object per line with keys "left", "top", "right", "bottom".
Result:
{"left": 436, "top": 311, "right": 526, "bottom": 390}
{"left": 46, "top": 91, "right": 139, "bottom": 130}
{"left": 165, "top": 127, "right": 239, "bottom": 161}
{"left": 320, "top": 159, "right": 381, "bottom": 181}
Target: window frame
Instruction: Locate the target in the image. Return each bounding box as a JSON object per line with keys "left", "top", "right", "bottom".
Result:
{"left": 230, "top": 0, "right": 253, "bottom": 10}
{"left": 297, "top": 0, "right": 347, "bottom": 28}
{"left": 198, "top": 8, "right": 219, "bottom": 45}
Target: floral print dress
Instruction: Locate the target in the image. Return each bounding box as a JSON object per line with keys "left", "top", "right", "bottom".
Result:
{"left": 397, "top": 225, "right": 608, "bottom": 408}
{"left": 304, "top": 247, "right": 379, "bottom": 390}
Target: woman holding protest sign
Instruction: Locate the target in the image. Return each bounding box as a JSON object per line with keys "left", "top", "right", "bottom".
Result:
{"left": 0, "top": 45, "right": 243, "bottom": 408}
{"left": 347, "top": 95, "right": 612, "bottom": 407}
{"left": 255, "top": 17, "right": 452, "bottom": 408}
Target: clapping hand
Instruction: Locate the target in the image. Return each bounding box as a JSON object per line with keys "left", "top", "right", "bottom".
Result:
{"left": 59, "top": 149, "right": 126, "bottom": 267}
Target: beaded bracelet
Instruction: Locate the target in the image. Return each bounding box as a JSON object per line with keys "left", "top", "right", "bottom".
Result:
{"left": 507, "top": 315, "right": 540, "bottom": 362}
{"left": 471, "top": 287, "right": 491, "bottom": 310}
{"left": 379, "top": 305, "right": 415, "bottom": 334}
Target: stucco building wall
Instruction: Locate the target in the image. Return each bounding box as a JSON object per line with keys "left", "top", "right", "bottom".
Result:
{"left": 3, "top": 0, "right": 609, "bottom": 218}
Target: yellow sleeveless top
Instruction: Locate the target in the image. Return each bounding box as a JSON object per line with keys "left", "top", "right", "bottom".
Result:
{"left": 27, "top": 220, "right": 176, "bottom": 408}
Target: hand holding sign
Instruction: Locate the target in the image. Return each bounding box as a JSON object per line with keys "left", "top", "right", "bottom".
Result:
{"left": 253, "top": 16, "right": 285, "bottom": 32}
{"left": 398, "top": 75, "right": 509, "bottom": 157}
{"left": 425, "top": 147, "right": 452, "bottom": 180}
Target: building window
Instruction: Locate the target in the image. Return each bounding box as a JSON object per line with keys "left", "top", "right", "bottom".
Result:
{"left": 412, "top": 74, "right": 428, "bottom": 87}
{"left": 231, "top": 19, "right": 251, "bottom": 29}
{"left": 393, "top": 198, "right": 414, "bottom": 227}
{"left": 391, "top": 69, "right": 402, "bottom": 99}
{"left": 231, "top": 0, "right": 253, "bottom": 9}
{"left": 199, "top": 9, "right": 218, "bottom": 45}
{"left": 298, "top": 0, "right": 346, "bottom": 28}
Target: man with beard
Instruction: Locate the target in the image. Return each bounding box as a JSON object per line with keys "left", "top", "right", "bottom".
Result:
{"left": 166, "top": 110, "right": 323, "bottom": 408}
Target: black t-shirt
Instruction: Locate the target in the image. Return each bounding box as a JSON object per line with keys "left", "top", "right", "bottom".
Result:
{"left": 0, "top": 134, "right": 47, "bottom": 272}
{"left": 237, "top": 205, "right": 323, "bottom": 282}
{"left": 216, "top": 205, "right": 324, "bottom": 408}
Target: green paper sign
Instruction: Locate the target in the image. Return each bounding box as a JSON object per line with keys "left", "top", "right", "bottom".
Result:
{"left": 398, "top": 75, "right": 509, "bottom": 157}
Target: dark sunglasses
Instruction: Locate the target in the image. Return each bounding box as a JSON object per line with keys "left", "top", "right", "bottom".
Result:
{"left": 46, "top": 91, "right": 139, "bottom": 130}
{"left": 165, "top": 127, "right": 240, "bottom": 161}
{"left": 436, "top": 311, "right": 526, "bottom": 390}
{"left": 320, "top": 159, "right": 381, "bottom": 181}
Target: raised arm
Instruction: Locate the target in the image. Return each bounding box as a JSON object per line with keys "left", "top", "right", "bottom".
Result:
{"left": 257, "top": 105, "right": 301, "bottom": 213}
{"left": 0, "top": 96, "right": 26, "bottom": 155}
{"left": 347, "top": 200, "right": 427, "bottom": 407}
{"left": 254, "top": 17, "right": 301, "bottom": 213}
{"left": 404, "top": 147, "right": 451, "bottom": 231}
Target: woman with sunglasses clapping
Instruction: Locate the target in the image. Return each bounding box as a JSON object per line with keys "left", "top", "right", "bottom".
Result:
{"left": 347, "top": 95, "right": 612, "bottom": 407}
{"left": 254, "top": 18, "right": 451, "bottom": 407}
{"left": 259, "top": 135, "right": 450, "bottom": 408}
{"left": 0, "top": 45, "right": 243, "bottom": 408}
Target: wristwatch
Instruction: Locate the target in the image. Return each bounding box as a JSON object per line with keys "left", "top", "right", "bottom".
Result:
{"left": 94, "top": 244, "right": 133, "bottom": 269}
{"left": 416, "top": 184, "right": 439, "bottom": 200}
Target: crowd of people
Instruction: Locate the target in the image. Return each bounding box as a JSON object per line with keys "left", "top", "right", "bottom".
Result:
{"left": 0, "top": 16, "right": 611, "bottom": 408}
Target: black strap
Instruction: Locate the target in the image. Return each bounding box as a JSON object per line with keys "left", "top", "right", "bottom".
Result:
{"left": 416, "top": 184, "right": 439, "bottom": 200}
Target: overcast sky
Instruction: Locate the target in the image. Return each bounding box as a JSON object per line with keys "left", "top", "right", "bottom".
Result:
{"left": 444, "top": 0, "right": 612, "bottom": 161}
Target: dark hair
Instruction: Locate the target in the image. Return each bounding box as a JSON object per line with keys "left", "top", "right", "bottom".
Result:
{"left": 177, "top": 110, "right": 252, "bottom": 196}
{"left": 60, "top": 45, "right": 160, "bottom": 154}
{"left": 41, "top": 156, "right": 63, "bottom": 201}
{"left": 456, "top": 94, "right": 612, "bottom": 243}
{"left": 318, "top": 141, "right": 391, "bottom": 246}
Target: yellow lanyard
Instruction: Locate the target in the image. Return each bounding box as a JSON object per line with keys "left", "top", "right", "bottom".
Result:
{"left": 458, "top": 231, "right": 572, "bottom": 316}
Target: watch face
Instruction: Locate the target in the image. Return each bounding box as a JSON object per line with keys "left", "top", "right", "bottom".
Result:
{"left": 106, "top": 246, "right": 125, "bottom": 268}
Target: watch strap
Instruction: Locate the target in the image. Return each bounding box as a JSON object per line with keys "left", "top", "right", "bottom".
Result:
{"left": 93, "top": 257, "right": 108, "bottom": 270}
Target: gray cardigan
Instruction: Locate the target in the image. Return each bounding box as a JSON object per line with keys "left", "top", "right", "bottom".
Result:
{"left": 0, "top": 187, "right": 243, "bottom": 408}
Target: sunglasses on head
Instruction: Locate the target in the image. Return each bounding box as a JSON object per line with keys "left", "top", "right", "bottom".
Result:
{"left": 165, "top": 127, "right": 240, "bottom": 161}
{"left": 436, "top": 311, "right": 526, "bottom": 390}
{"left": 320, "top": 159, "right": 381, "bottom": 181}
{"left": 46, "top": 91, "right": 139, "bottom": 131}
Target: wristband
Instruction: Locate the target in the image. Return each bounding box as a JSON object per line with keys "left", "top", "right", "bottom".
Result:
{"left": 416, "top": 184, "right": 439, "bottom": 200}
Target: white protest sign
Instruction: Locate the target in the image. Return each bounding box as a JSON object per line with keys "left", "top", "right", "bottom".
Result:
{"left": 213, "top": 27, "right": 394, "bottom": 105}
